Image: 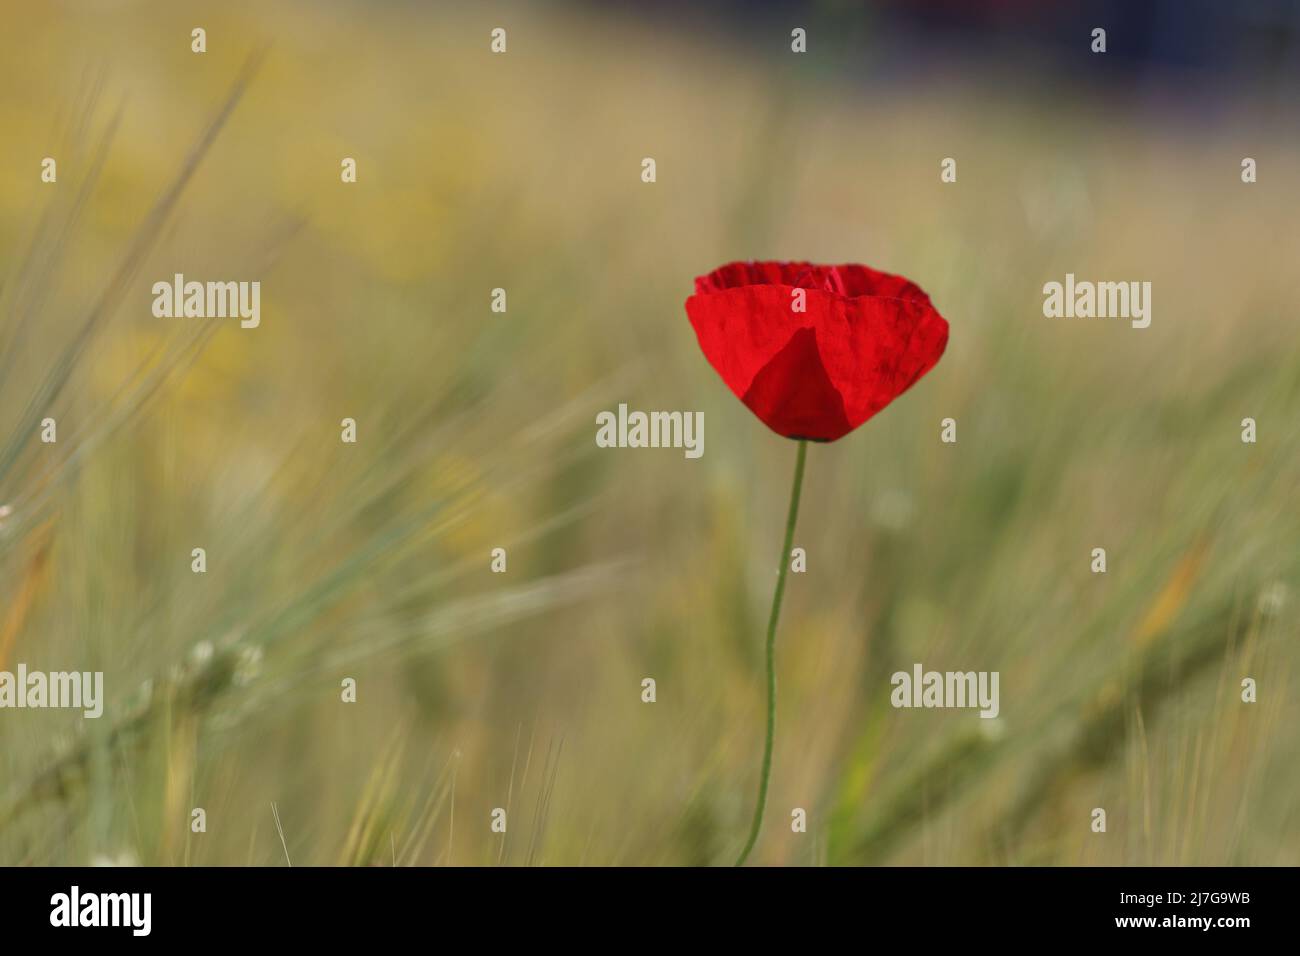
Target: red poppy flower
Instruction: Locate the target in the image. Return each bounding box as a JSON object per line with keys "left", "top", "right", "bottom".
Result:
{"left": 685, "top": 261, "right": 949, "bottom": 442}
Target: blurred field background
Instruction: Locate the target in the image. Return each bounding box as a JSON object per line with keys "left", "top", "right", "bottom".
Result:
{"left": 0, "top": 0, "right": 1297, "bottom": 866}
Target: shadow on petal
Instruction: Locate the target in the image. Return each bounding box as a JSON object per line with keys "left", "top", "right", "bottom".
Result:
{"left": 742, "top": 327, "right": 851, "bottom": 441}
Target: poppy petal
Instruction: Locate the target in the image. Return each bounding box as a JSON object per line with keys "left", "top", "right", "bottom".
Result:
{"left": 686, "top": 260, "right": 948, "bottom": 442}
{"left": 740, "top": 327, "right": 851, "bottom": 441}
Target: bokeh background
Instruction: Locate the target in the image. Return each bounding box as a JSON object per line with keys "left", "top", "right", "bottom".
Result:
{"left": 1, "top": 0, "right": 1297, "bottom": 866}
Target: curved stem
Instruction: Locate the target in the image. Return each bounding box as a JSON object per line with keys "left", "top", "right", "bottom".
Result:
{"left": 734, "top": 438, "right": 807, "bottom": 866}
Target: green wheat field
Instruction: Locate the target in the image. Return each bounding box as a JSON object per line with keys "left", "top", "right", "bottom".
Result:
{"left": 1, "top": 1, "right": 1297, "bottom": 866}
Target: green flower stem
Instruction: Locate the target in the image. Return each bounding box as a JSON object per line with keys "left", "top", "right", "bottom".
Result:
{"left": 734, "top": 438, "right": 807, "bottom": 867}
